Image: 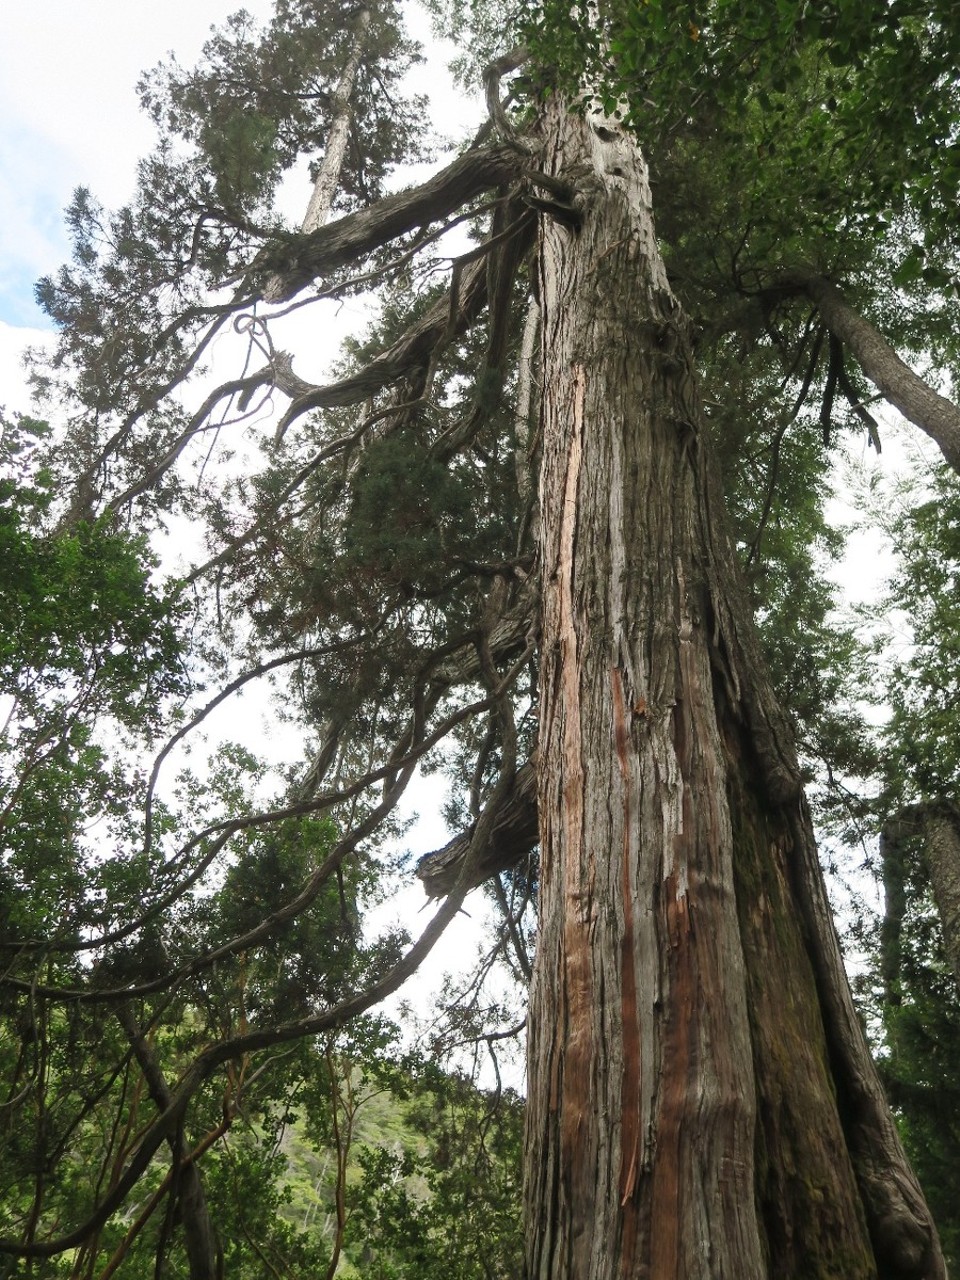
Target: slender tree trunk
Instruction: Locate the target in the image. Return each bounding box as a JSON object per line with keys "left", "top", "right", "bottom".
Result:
{"left": 525, "top": 98, "right": 945, "bottom": 1280}
{"left": 262, "top": 5, "right": 371, "bottom": 303}
{"left": 890, "top": 801, "right": 960, "bottom": 995}
{"left": 300, "top": 6, "right": 371, "bottom": 236}
{"left": 922, "top": 807, "right": 960, "bottom": 993}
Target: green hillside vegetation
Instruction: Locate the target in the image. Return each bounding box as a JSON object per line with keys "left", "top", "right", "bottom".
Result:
{"left": 279, "top": 1067, "right": 419, "bottom": 1241}
{"left": 249, "top": 1052, "right": 524, "bottom": 1279}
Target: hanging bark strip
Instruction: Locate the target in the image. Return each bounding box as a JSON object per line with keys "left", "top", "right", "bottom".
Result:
{"left": 780, "top": 272, "right": 960, "bottom": 472}
{"left": 524, "top": 98, "right": 945, "bottom": 1280}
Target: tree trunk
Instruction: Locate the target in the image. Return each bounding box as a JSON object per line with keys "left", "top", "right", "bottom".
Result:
{"left": 891, "top": 801, "right": 960, "bottom": 996}
{"left": 923, "top": 806, "right": 960, "bottom": 994}
{"left": 299, "top": 6, "right": 371, "bottom": 236}
{"left": 263, "top": 4, "right": 371, "bottom": 302}
{"left": 116, "top": 1004, "right": 221, "bottom": 1280}
{"left": 524, "top": 98, "right": 945, "bottom": 1280}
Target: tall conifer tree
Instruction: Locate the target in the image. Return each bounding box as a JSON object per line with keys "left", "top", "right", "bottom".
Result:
{"left": 2, "top": 1, "right": 960, "bottom": 1274}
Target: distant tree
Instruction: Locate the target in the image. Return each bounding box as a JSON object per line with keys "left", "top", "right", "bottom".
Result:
{"left": 1, "top": 0, "right": 960, "bottom": 1275}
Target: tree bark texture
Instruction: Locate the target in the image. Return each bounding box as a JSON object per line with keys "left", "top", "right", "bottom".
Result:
{"left": 524, "top": 99, "right": 945, "bottom": 1280}
{"left": 919, "top": 804, "right": 960, "bottom": 994}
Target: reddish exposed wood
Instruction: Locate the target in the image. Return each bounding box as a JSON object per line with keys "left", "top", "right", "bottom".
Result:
{"left": 526, "top": 95, "right": 764, "bottom": 1279}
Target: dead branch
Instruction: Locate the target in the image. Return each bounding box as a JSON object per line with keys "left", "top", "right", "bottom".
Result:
{"left": 418, "top": 754, "right": 538, "bottom": 898}
{"left": 252, "top": 144, "right": 521, "bottom": 303}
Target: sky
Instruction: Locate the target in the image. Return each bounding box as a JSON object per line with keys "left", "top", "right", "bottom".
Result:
{"left": 0, "top": 2, "right": 264, "bottom": 404}
{"left": 0, "top": 3, "right": 509, "bottom": 1040}
{"left": 0, "top": 1, "right": 481, "bottom": 399}
{"left": 0, "top": 3, "right": 265, "bottom": 330}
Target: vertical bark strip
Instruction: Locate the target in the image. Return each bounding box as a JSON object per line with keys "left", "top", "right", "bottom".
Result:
{"left": 524, "top": 98, "right": 946, "bottom": 1280}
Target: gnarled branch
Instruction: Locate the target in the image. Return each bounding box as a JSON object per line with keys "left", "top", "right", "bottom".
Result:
{"left": 253, "top": 144, "right": 521, "bottom": 303}
{"left": 418, "top": 754, "right": 538, "bottom": 898}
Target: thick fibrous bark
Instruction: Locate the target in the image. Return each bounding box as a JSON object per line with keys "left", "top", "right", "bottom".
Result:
{"left": 796, "top": 273, "right": 960, "bottom": 472}
{"left": 524, "top": 99, "right": 944, "bottom": 1279}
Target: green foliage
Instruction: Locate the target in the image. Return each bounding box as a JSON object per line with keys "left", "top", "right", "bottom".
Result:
{"left": 531, "top": 0, "right": 960, "bottom": 239}
{"left": 883, "top": 469, "right": 960, "bottom": 798}
{"left": 843, "top": 469, "right": 960, "bottom": 1265}
{"left": 522, "top": 0, "right": 960, "bottom": 406}
{"left": 31, "top": 0, "right": 428, "bottom": 463}
{"left": 0, "top": 411, "right": 187, "bottom": 943}
{"left": 347, "top": 1069, "right": 523, "bottom": 1279}
{"left": 0, "top": 782, "right": 411, "bottom": 1276}
{"left": 0, "top": 403, "right": 413, "bottom": 1272}
{"left": 212, "top": 813, "right": 374, "bottom": 1021}
{"left": 886, "top": 998, "right": 960, "bottom": 1272}
{"left": 703, "top": 334, "right": 877, "bottom": 807}
{"left": 200, "top": 1133, "right": 323, "bottom": 1278}
{"left": 138, "top": 2, "right": 426, "bottom": 216}
{"left": 0, "top": 419, "right": 185, "bottom": 727}
{"left": 343, "top": 429, "right": 507, "bottom": 597}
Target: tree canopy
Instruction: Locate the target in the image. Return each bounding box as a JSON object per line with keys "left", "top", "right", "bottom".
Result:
{"left": 2, "top": 0, "right": 960, "bottom": 1274}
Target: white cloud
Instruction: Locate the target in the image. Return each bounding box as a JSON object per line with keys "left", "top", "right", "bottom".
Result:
{"left": 0, "top": 3, "right": 274, "bottom": 202}
{"left": 0, "top": 319, "right": 51, "bottom": 413}
{"left": 0, "top": 2, "right": 274, "bottom": 326}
